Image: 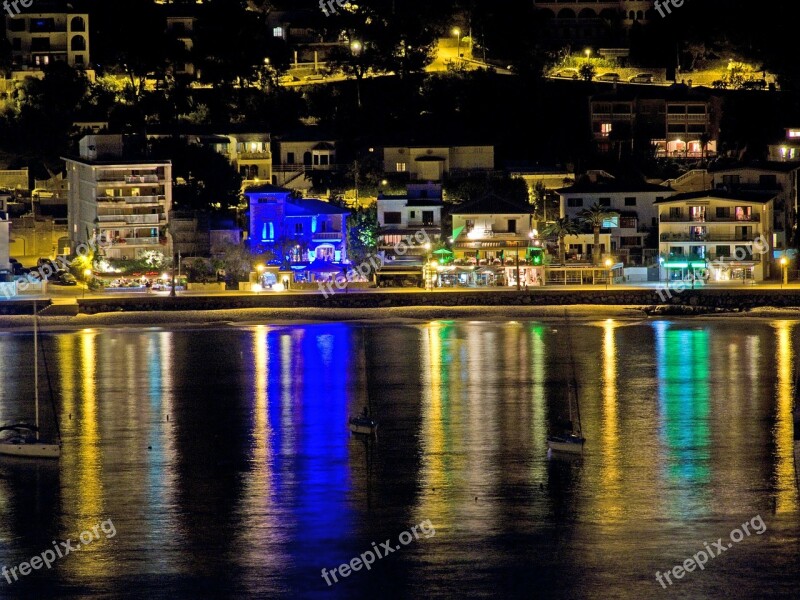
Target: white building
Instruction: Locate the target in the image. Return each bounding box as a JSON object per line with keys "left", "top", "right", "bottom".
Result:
{"left": 382, "top": 144, "right": 494, "bottom": 181}
{"left": 5, "top": 10, "right": 90, "bottom": 71}
{"left": 558, "top": 178, "right": 675, "bottom": 264}
{"left": 656, "top": 190, "right": 774, "bottom": 282}
{"left": 63, "top": 135, "right": 172, "bottom": 260}
{"left": 709, "top": 163, "right": 800, "bottom": 251}
{"left": 377, "top": 183, "right": 443, "bottom": 264}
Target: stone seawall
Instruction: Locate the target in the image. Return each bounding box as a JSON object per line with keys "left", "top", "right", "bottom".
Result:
{"left": 75, "top": 289, "right": 800, "bottom": 314}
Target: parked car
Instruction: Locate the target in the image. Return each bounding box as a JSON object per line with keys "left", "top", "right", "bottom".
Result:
{"left": 552, "top": 68, "right": 580, "bottom": 80}
{"left": 279, "top": 75, "right": 299, "bottom": 84}
{"left": 629, "top": 73, "right": 654, "bottom": 84}
{"left": 51, "top": 272, "right": 77, "bottom": 286}
{"left": 596, "top": 72, "right": 621, "bottom": 82}
{"left": 304, "top": 73, "right": 325, "bottom": 82}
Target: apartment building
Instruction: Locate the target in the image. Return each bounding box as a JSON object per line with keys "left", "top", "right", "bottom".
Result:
{"left": 559, "top": 177, "right": 675, "bottom": 264}
{"left": 657, "top": 190, "right": 774, "bottom": 282}
{"left": 165, "top": 13, "right": 197, "bottom": 77}
{"left": 5, "top": 8, "right": 90, "bottom": 70}
{"left": 382, "top": 144, "right": 494, "bottom": 181}
{"left": 590, "top": 84, "right": 721, "bottom": 158}
{"left": 377, "top": 183, "right": 443, "bottom": 264}
{"left": 532, "top": 1, "right": 655, "bottom": 46}
{"left": 768, "top": 128, "right": 800, "bottom": 162}
{"left": 63, "top": 135, "right": 172, "bottom": 260}
{"left": 710, "top": 162, "right": 800, "bottom": 250}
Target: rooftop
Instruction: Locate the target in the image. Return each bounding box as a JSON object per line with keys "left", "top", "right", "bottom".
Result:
{"left": 451, "top": 193, "right": 531, "bottom": 215}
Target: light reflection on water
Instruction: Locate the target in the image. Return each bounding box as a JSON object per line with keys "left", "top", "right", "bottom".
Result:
{"left": 0, "top": 319, "right": 797, "bottom": 599}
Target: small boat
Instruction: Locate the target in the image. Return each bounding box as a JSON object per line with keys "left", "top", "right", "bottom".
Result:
{"left": 0, "top": 303, "right": 61, "bottom": 459}
{"left": 349, "top": 411, "right": 378, "bottom": 435}
{"left": 349, "top": 332, "right": 378, "bottom": 436}
{"left": 547, "top": 432, "right": 586, "bottom": 454}
{"left": 0, "top": 424, "right": 61, "bottom": 458}
{"left": 548, "top": 313, "right": 585, "bottom": 455}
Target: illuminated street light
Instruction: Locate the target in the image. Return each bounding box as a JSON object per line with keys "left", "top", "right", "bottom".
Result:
{"left": 83, "top": 268, "right": 92, "bottom": 298}
{"left": 350, "top": 40, "right": 362, "bottom": 54}
{"left": 780, "top": 256, "right": 788, "bottom": 288}
{"left": 605, "top": 258, "right": 613, "bottom": 290}
{"left": 453, "top": 28, "right": 462, "bottom": 62}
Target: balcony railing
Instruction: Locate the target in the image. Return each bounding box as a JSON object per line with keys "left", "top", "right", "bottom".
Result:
{"left": 312, "top": 232, "right": 343, "bottom": 240}
{"left": 661, "top": 233, "right": 758, "bottom": 242}
{"left": 660, "top": 214, "right": 760, "bottom": 223}
{"left": 238, "top": 152, "right": 272, "bottom": 160}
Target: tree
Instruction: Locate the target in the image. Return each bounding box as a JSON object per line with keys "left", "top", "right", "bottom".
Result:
{"left": 579, "top": 203, "right": 618, "bottom": 266}
{"left": 579, "top": 63, "right": 596, "bottom": 82}
{"left": 343, "top": 204, "right": 379, "bottom": 265}
{"left": 148, "top": 138, "right": 242, "bottom": 211}
{"left": 542, "top": 218, "right": 579, "bottom": 266}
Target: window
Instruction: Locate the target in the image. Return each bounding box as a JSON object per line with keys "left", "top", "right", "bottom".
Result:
{"left": 396, "top": 162, "right": 407, "bottom": 172}
{"left": 600, "top": 123, "right": 612, "bottom": 137}
{"left": 669, "top": 207, "right": 683, "bottom": 219}
{"left": 598, "top": 198, "right": 611, "bottom": 207}
{"left": 422, "top": 211, "right": 434, "bottom": 226}
{"left": 620, "top": 237, "right": 640, "bottom": 247}
{"left": 567, "top": 198, "right": 583, "bottom": 208}
{"left": 465, "top": 219, "right": 474, "bottom": 233}
{"left": 507, "top": 219, "right": 517, "bottom": 233}
{"left": 409, "top": 211, "right": 416, "bottom": 219}
{"left": 286, "top": 152, "right": 295, "bottom": 164}
{"left": 722, "top": 175, "right": 740, "bottom": 186}
{"left": 30, "top": 38, "right": 51, "bottom": 52}
{"left": 670, "top": 246, "right": 684, "bottom": 255}
{"left": 294, "top": 223, "right": 303, "bottom": 234}
{"left": 71, "top": 16, "right": 86, "bottom": 32}
{"left": 273, "top": 26, "right": 284, "bottom": 38}
{"left": 716, "top": 245, "right": 731, "bottom": 257}
{"left": 602, "top": 216, "right": 619, "bottom": 228}
{"left": 7, "top": 19, "right": 24, "bottom": 32}
{"left": 620, "top": 217, "right": 637, "bottom": 229}
{"left": 759, "top": 174, "right": 777, "bottom": 188}
{"left": 735, "top": 206, "right": 752, "bottom": 221}
{"left": 716, "top": 207, "right": 731, "bottom": 218}
{"left": 71, "top": 35, "right": 86, "bottom": 52}
{"left": 74, "top": 55, "right": 84, "bottom": 65}
{"left": 624, "top": 197, "right": 636, "bottom": 206}
{"left": 384, "top": 212, "right": 402, "bottom": 225}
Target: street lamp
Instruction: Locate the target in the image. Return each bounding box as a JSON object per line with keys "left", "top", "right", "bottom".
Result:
{"left": 584, "top": 48, "right": 592, "bottom": 62}
{"left": 780, "top": 256, "right": 788, "bottom": 288}
{"left": 605, "top": 258, "right": 613, "bottom": 290}
{"left": 83, "top": 268, "right": 92, "bottom": 298}
{"left": 453, "top": 28, "right": 462, "bottom": 62}
{"left": 256, "top": 264, "right": 265, "bottom": 292}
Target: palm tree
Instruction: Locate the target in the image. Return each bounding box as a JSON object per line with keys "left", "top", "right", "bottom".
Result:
{"left": 579, "top": 203, "right": 619, "bottom": 266}
{"left": 543, "top": 218, "right": 579, "bottom": 265}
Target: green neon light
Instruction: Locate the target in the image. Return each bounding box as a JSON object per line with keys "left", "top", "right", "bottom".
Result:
{"left": 665, "top": 262, "right": 689, "bottom": 268}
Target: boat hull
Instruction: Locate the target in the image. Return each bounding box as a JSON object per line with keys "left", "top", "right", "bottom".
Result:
{"left": 547, "top": 436, "right": 585, "bottom": 454}
{"left": 349, "top": 418, "right": 378, "bottom": 435}
{"left": 0, "top": 442, "right": 61, "bottom": 458}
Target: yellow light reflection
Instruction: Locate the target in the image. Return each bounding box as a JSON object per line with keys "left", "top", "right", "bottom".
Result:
{"left": 773, "top": 321, "right": 798, "bottom": 513}
{"left": 598, "top": 319, "right": 622, "bottom": 522}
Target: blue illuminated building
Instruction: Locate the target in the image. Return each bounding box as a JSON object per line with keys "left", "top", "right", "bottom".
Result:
{"left": 246, "top": 185, "right": 350, "bottom": 282}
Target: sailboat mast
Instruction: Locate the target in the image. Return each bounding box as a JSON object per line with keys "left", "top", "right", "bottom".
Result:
{"left": 34, "top": 302, "right": 39, "bottom": 440}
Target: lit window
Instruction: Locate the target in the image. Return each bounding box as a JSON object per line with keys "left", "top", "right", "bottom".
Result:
{"left": 396, "top": 162, "right": 407, "bottom": 172}
{"left": 788, "top": 129, "right": 800, "bottom": 139}
{"left": 273, "top": 27, "right": 284, "bottom": 38}
{"left": 601, "top": 123, "right": 612, "bottom": 137}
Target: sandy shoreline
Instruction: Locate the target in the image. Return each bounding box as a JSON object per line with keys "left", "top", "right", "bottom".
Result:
{"left": 1, "top": 305, "right": 800, "bottom": 331}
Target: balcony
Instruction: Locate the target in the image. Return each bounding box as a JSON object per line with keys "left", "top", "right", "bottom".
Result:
{"left": 238, "top": 152, "right": 272, "bottom": 160}
{"left": 105, "top": 237, "right": 161, "bottom": 246}
{"left": 312, "top": 232, "right": 343, "bottom": 241}
{"left": 661, "top": 233, "right": 757, "bottom": 242}
{"left": 98, "top": 214, "right": 161, "bottom": 225}
{"left": 660, "top": 214, "right": 760, "bottom": 223}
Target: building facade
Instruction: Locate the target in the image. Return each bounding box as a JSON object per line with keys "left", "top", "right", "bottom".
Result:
{"left": 382, "top": 145, "right": 494, "bottom": 181}
{"left": 656, "top": 191, "right": 774, "bottom": 282}
{"left": 64, "top": 135, "right": 172, "bottom": 260}
{"left": 559, "top": 178, "right": 674, "bottom": 264}
{"left": 710, "top": 163, "right": 800, "bottom": 251}
{"left": 532, "top": 1, "right": 656, "bottom": 46}
{"left": 246, "top": 185, "right": 350, "bottom": 283}
{"left": 450, "top": 194, "right": 542, "bottom": 287}
{"left": 377, "top": 183, "right": 443, "bottom": 265}
{"left": 5, "top": 10, "right": 90, "bottom": 70}
{"left": 590, "top": 85, "right": 721, "bottom": 158}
